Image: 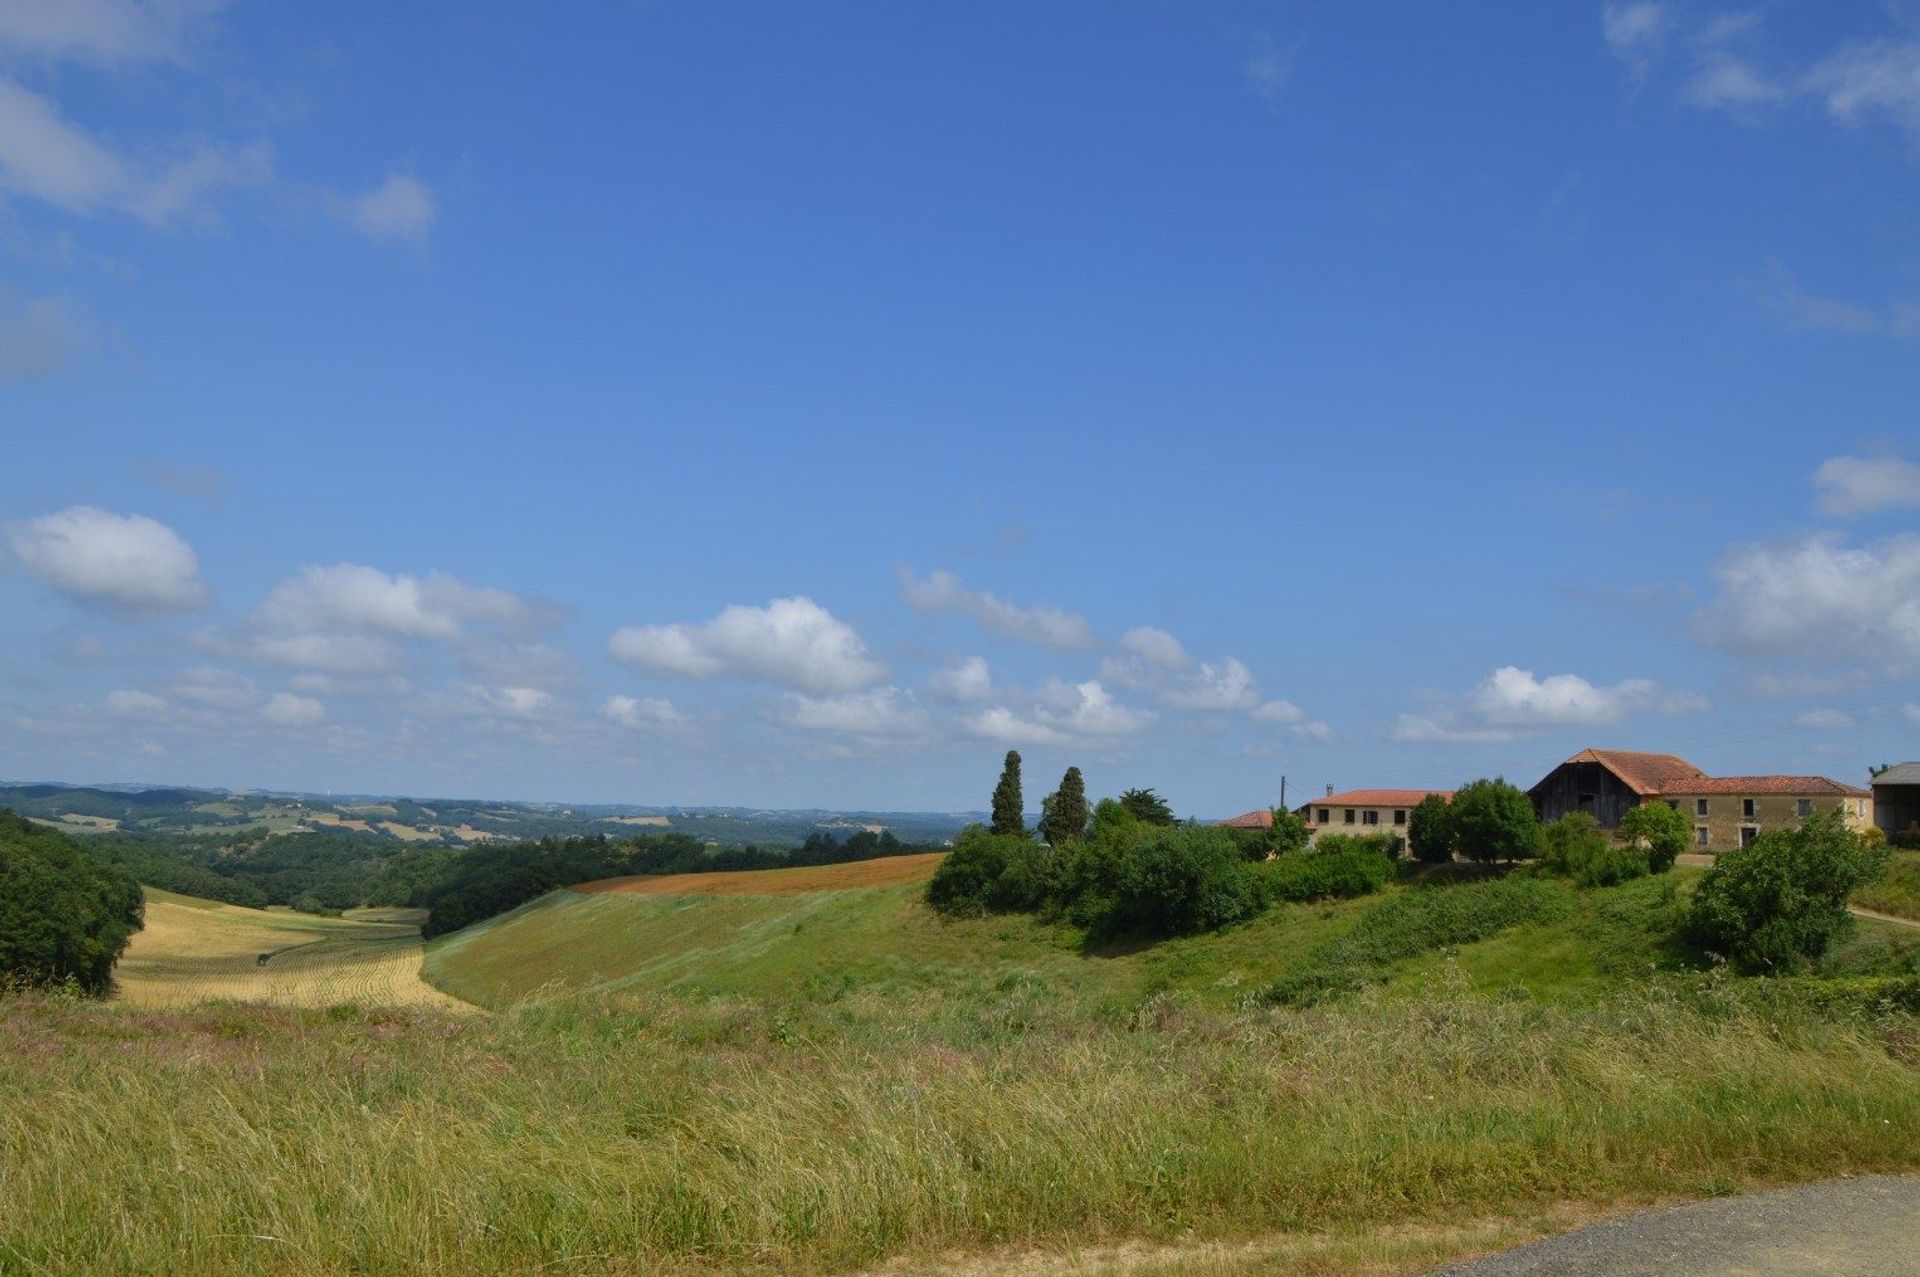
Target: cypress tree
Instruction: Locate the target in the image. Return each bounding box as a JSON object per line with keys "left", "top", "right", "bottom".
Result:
{"left": 990, "top": 750, "right": 1025, "bottom": 836}
{"left": 1038, "top": 766, "right": 1089, "bottom": 846}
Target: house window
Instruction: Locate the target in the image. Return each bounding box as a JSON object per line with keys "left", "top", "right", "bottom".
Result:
{"left": 1343, "top": 809, "right": 1355, "bottom": 825}
{"left": 1695, "top": 798, "right": 1709, "bottom": 817}
{"left": 1740, "top": 826, "right": 1759, "bottom": 848}
{"left": 1796, "top": 799, "right": 1813, "bottom": 818}
{"left": 1578, "top": 793, "right": 1595, "bottom": 812}
{"left": 1316, "top": 808, "right": 1330, "bottom": 824}
{"left": 1665, "top": 799, "right": 1679, "bottom": 811}
{"left": 1742, "top": 798, "right": 1756, "bottom": 819}
{"left": 1393, "top": 809, "right": 1408, "bottom": 826}
{"left": 1696, "top": 826, "right": 1710, "bottom": 847}
{"left": 1363, "top": 810, "right": 1379, "bottom": 826}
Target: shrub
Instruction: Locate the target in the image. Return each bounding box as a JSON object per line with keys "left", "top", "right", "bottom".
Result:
{"left": 1098, "top": 825, "right": 1264, "bottom": 938}
{"left": 1537, "top": 811, "right": 1608, "bottom": 877}
{"left": 1407, "top": 794, "right": 1454, "bottom": 864}
{"left": 1450, "top": 778, "right": 1539, "bottom": 864}
{"left": 1311, "top": 831, "right": 1403, "bottom": 860}
{"left": 1897, "top": 822, "right": 1920, "bottom": 852}
{"left": 1266, "top": 807, "right": 1311, "bottom": 856}
{"left": 1256, "top": 848, "right": 1393, "bottom": 903}
{"left": 1618, "top": 802, "right": 1689, "bottom": 874}
{"left": 0, "top": 810, "right": 145, "bottom": 995}
{"left": 1577, "top": 844, "right": 1650, "bottom": 889}
{"left": 1689, "top": 810, "right": 1890, "bottom": 974}
{"left": 925, "top": 827, "right": 1046, "bottom": 917}
{"left": 1858, "top": 824, "right": 1888, "bottom": 852}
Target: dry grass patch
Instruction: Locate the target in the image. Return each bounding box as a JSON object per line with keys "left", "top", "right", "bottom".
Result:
{"left": 579, "top": 851, "right": 946, "bottom": 897}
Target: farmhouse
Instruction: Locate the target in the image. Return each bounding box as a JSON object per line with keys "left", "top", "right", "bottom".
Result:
{"left": 1529, "top": 748, "right": 1870, "bottom": 852}
{"left": 1217, "top": 809, "right": 1277, "bottom": 830}
{"left": 1295, "top": 789, "right": 1452, "bottom": 838}
{"left": 1872, "top": 763, "right": 1920, "bottom": 840}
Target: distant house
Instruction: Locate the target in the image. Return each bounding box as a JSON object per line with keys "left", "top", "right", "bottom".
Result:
{"left": 1217, "top": 809, "right": 1276, "bottom": 830}
{"left": 1294, "top": 789, "right": 1452, "bottom": 838}
{"left": 1528, "top": 748, "right": 1870, "bottom": 852}
{"left": 1871, "top": 763, "right": 1920, "bottom": 840}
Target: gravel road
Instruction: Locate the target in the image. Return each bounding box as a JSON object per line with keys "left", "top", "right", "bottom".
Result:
{"left": 1428, "top": 1177, "right": 1920, "bottom": 1276}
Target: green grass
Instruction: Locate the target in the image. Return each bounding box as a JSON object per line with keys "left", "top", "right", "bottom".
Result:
{"left": 1855, "top": 850, "right": 1920, "bottom": 921}
{"left": 8, "top": 873, "right": 1920, "bottom": 1275}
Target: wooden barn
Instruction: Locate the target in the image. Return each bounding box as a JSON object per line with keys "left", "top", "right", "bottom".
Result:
{"left": 1527, "top": 748, "right": 1707, "bottom": 829}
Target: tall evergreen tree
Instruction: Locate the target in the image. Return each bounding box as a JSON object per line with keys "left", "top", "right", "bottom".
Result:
{"left": 1038, "top": 766, "right": 1089, "bottom": 846}
{"left": 990, "top": 750, "right": 1025, "bottom": 836}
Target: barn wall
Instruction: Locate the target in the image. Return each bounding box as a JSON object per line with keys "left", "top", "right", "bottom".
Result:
{"left": 1529, "top": 762, "right": 1641, "bottom": 829}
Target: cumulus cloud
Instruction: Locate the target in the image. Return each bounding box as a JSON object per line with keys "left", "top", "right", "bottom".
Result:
{"left": 928, "top": 655, "right": 994, "bottom": 702}
{"left": 1388, "top": 715, "right": 1518, "bottom": 745}
{"left": 261, "top": 691, "right": 325, "bottom": 726}
{"left": 220, "top": 631, "right": 402, "bottom": 675}
{"left": 784, "top": 687, "right": 929, "bottom": 741}
{"left": 601, "top": 695, "right": 685, "bottom": 730}
{"left": 106, "top": 688, "right": 166, "bottom": 715}
{"left": 260, "top": 564, "right": 530, "bottom": 641}
{"left": 897, "top": 568, "right": 1097, "bottom": 650}
{"left": 1693, "top": 532, "right": 1920, "bottom": 664}
{"left": 609, "top": 596, "right": 885, "bottom": 694}
{"left": 0, "top": 295, "right": 84, "bottom": 380}
{"left": 7, "top": 506, "right": 207, "bottom": 612}
{"left": 170, "top": 665, "right": 257, "bottom": 710}
{"left": 0, "top": 0, "right": 224, "bottom": 66}
{"left": 1471, "top": 665, "right": 1708, "bottom": 725}
{"left": 336, "top": 172, "right": 436, "bottom": 244}
{"left": 1118, "top": 626, "right": 1189, "bottom": 670}
{"left": 1815, "top": 454, "right": 1920, "bottom": 516}
{"left": 467, "top": 685, "right": 551, "bottom": 719}
{"left": 963, "top": 679, "right": 1153, "bottom": 747}
{"left": 1251, "top": 698, "right": 1305, "bottom": 724}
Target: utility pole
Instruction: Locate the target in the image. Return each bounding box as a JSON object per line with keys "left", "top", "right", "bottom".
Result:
{"left": 1279, "top": 775, "right": 1287, "bottom": 811}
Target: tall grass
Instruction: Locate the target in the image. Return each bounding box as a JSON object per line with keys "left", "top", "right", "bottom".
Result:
{"left": 3, "top": 975, "right": 1918, "bottom": 1276}
{"left": 1855, "top": 850, "right": 1920, "bottom": 921}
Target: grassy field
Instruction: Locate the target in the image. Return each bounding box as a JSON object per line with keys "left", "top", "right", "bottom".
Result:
{"left": 5, "top": 866, "right": 1920, "bottom": 1275}
{"left": 115, "top": 888, "right": 468, "bottom": 1011}
{"left": 1855, "top": 850, "right": 1920, "bottom": 921}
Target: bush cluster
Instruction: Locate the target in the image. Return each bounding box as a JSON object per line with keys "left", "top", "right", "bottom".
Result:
{"left": 1, "top": 810, "right": 144, "bottom": 995}
{"left": 1689, "top": 809, "right": 1889, "bottom": 974}
{"left": 927, "top": 796, "right": 1390, "bottom": 940}
{"left": 1537, "top": 811, "right": 1651, "bottom": 887}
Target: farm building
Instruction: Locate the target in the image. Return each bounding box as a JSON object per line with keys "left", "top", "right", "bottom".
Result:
{"left": 1529, "top": 748, "right": 1870, "bottom": 852}
{"left": 1294, "top": 789, "right": 1452, "bottom": 838}
{"left": 1872, "top": 763, "right": 1920, "bottom": 840}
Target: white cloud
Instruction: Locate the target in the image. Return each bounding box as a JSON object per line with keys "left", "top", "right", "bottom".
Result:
{"left": 1796, "top": 708, "right": 1856, "bottom": 730}
{"left": 0, "top": 0, "right": 222, "bottom": 66}
{"left": 170, "top": 665, "right": 257, "bottom": 710}
{"left": 928, "top": 655, "right": 994, "bottom": 702}
{"left": 128, "top": 139, "right": 273, "bottom": 228}
{"left": 784, "top": 687, "right": 928, "bottom": 740}
{"left": 260, "top": 564, "right": 529, "bottom": 640}
{"left": 1388, "top": 715, "right": 1518, "bottom": 745}
{"left": 1685, "top": 55, "right": 1786, "bottom": 109}
{"left": 897, "top": 568, "right": 1097, "bottom": 650}
{"left": 0, "top": 77, "right": 125, "bottom": 212}
{"left": 1602, "top": 3, "right": 1667, "bottom": 79}
{"left": 601, "top": 694, "right": 685, "bottom": 730}
{"left": 261, "top": 691, "right": 325, "bottom": 726}
{"left": 1693, "top": 532, "right": 1920, "bottom": 663}
{"left": 1159, "top": 657, "right": 1259, "bottom": 711}
{"left": 1905, "top": 703, "right": 1920, "bottom": 727}
{"left": 7, "top": 505, "right": 207, "bottom": 612}
{"left": 106, "top": 688, "right": 166, "bottom": 715}
{"left": 609, "top": 596, "right": 885, "bottom": 694}
{"left": 1806, "top": 37, "right": 1920, "bottom": 143}
{"left": 469, "top": 685, "right": 550, "bottom": 719}
{"left": 1815, "top": 454, "right": 1920, "bottom": 516}
{"left": 0, "top": 295, "right": 83, "bottom": 380}
{"left": 1244, "top": 32, "right": 1299, "bottom": 106}
{"left": 964, "top": 679, "right": 1154, "bottom": 746}
{"left": 1251, "top": 698, "right": 1305, "bottom": 724}
{"left": 1119, "top": 626, "right": 1190, "bottom": 670}
{"left": 1292, "top": 719, "right": 1333, "bottom": 743}
{"left": 224, "top": 631, "right": 402, "bottom": 675}
{"left": 1471, "top": 665, "right": 1708, "bottom": 726}
{"left": 337, "top": 172, "right": 435, "bottom": 244}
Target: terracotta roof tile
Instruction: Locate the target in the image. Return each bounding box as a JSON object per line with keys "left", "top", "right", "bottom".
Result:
{"left": 1218, "top": 809, "right": 1275, "bottom": 829}
{"left": 1547, "top": 749, "right": 1707, "bottom": 796}
{"left": 1654, "top": 775, "right": 1869, "bottom": 797}
{"left": 1297, "top": 789, "right": 1452, "bottom": 810}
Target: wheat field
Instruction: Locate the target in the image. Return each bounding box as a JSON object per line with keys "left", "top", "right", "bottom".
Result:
{"left": 115, "top": 889, "right": 470, "bottom": 1011}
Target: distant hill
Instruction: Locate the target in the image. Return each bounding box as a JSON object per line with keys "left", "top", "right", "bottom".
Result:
{"left": 0, "top": 781, "right": 979, "bottom": 849}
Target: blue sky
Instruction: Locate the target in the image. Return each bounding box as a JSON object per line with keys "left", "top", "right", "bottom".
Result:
{"left": 3, "top": 1, "right": 1919, "bottom": 815}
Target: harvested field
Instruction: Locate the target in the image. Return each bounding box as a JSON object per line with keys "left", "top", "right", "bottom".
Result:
{"left": 379, "top": 820, "right": 443, "bottom": 841}
{"left": 117, "top": 888, "right": 469, "bottom": 1011}
{"left": 577, "top": 850, "right": 946, "bottom": 897}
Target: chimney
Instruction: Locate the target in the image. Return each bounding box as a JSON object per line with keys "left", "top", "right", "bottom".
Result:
{"left": 1325, "top": 783, "right": 1334, "bottom": 798}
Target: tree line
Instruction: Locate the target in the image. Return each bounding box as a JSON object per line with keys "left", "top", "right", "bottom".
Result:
{"left": 0, "top": 810, "right": 144, "bottom": 995}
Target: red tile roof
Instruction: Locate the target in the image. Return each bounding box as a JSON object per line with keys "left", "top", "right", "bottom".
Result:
{"left": 1655, "top": 775, "right": 1870, "bottom": 797}
{"left": 1547, "top": 749, "right": 1707, "bottom": 796}
{"left": 1218, "top": 809, "right": 1275, "bottom": 829}
{"left": 1299, "top": 789, "right": 1452, "bottom": 811}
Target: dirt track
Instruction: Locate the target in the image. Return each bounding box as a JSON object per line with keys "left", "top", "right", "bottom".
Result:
{"left": 575, "top": 851, "right": 946, "bottom": 897}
